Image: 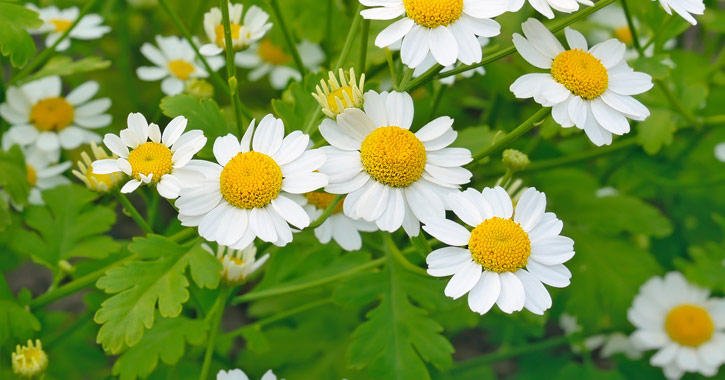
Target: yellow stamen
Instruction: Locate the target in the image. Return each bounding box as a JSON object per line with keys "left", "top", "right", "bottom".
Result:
{"left": 360, "top": 126, "right": 426, "bottom": 188}
{"left": 127, "top": 142, "right": 173, "bottom": 182}
{"left": 665, "top": 304, "right": 714, "bottom": 347}
{"left": 468, "top": 217, "right": 531, "bottom": 273}
{"left": 220, "top": 151, "right": 283, "bottom": 209}
{"left": 305, "top": 192, "right": 345, "bottom": 214}
{"left": 404, "top": 0, "right": 463, "bottom": 28}
{"left": 30, "top": 97, "right": 74, "bottom": 132}
{"left": 327, "top": 87, "right": 355, "bottom": 114}
{"left": 214, "top": 23, "right": 242, "bottom": 48}
{"left": 26, "top": 165, "right": 37, "bottom": 187}
{"left": 12, "top": 339, "right": 48, "bottom": 379}
{"left": 257, "top": 39, "right": 291, "bottom": 65}
{"left": 49, "top": 19, "right": 73, "bottom": 32}
{"left": 168, "top": 59, "right": 195, "bottom": 80}
{"left": 613, "top": 27, "right": 633, "bottom": 45}
{"left": 550, "top": 49, "right": 609, "bottom": 100}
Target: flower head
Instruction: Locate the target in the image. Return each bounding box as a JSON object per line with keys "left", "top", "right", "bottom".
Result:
{"left": 26, "top": 4, "right": 110, "bottom": 51}
{"left": 655, "top": 0, "right": 705, "bottom": 25}
{"left": 21, "top": 146, "right": 71, "bottom": 205}
{"left": 506, "top": 0, "right": 592, "bottom": 20}
{"left": 312, "top": 68, "right": 366, "bottom": 119}
{"left": 303, "top": 192, "right": 377, "bottom": 251}
{"left": 72, "top": 141, "right": 123, "bottom": 192}
{"left": 200, "top": 3, "right": 272, "bottom": 56}
{"left": 217, "top": 369, "right": 280, "bottom": 380}
{"left": 235, "top": 39, "right": 324, "bottom": 89}
{"left": 12, "top": 339, "right": 48, "bottom": 379}
{"left": 202, "top": 243, "right": 269, "bottom": 285}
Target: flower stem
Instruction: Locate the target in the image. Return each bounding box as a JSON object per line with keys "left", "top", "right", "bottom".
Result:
{"left": 655, "top": 80, "right": 701, "bottom": 127}
{"left": 471, "top": 108, "right": 550, "bottom": 162}
{"left": 359, "top": 19, "right": 371, "bottom": 72}
{"left": 308, "top": 195, "right": 343, "bottom": 229}
{"left": 335, "top": 3, "right": 364, "bottom": 70}
{"left": 397, "top": 68, "right": 414, "bottom": 91}
{"left": 619, "top": 0, "right": 642, "bottom": 52}
{"left": 268, "top": 0, "right": 306, "bottom": 75}
{"left": 199, "top": 286, "right": 229, "bottom": 380}
{"left": 114, "top": 191, "right": 153, "bottom": 234}
{"left": 220, "top": 0, "right": 246, "bottom": 134}
{"left": 452, "top": 335, "right": 570, "bottom": 373}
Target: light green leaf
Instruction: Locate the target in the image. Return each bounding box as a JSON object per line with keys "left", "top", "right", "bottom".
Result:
{"left": 677, "top": 242, "right": 725, "bottom": 293}
{"left": 112, "top": 315, "right": 208, "bottom": 380}
{"left": 94, "top": 235, "right": 221, "bottom": 354}
{"left": 0, "top": 145, "right": 30, "bottom": 206}
{"left": 637, "top": 108, "right": 676, "bottom": 155}
{"left": 271, "top": 72, "right": 324, "bottom": 132}
{"left": 10, "top": 184, "right": 121, "bottom": 270}
{"left": 0, "top": 1, "right": 41, "bottom": 67}
{"left": 631, "top": 55, "right": 671, "bottom": 80}
{"left": 19, "top": 56, "right": 111, "bottom": 84}
{"left": 160, "top": 94, "right": 228, "bottom": 159}
{"left": 0, "top": 275, "right": 40, "bottom": 345}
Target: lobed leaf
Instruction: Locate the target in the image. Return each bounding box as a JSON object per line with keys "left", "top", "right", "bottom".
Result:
{"left": 0, "top": 1, "right": 41, "bottom": 67}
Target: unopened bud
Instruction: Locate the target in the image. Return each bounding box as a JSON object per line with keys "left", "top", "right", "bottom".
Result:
{"left": 184, "top": 78, "right": 214, "bottom": 99}
{"left": 502, "top": 149, "right": 530, "bottom": 172}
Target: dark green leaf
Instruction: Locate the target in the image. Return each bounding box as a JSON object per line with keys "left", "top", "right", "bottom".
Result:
{"left": 160, "top": 94, "right": 229, "bottom": 158}
{"left": 0, "top": 275, "right": 40, "bottom": 345}
{"left": 0, "top": 1, "right": 41, "bottom": 67}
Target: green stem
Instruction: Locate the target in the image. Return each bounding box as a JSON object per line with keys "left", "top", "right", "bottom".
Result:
{"left": 302, "top": 108, "right": 323, "bottom": 134}
{"left": 308, "top": 195, "right": 343, "bottom": 229}
{"left": 452, "top": 335, "right": 570, "bottom": 373}
{"left": 335, "top": 3, "right": 364, "bottom": 70}
{"left": 29, "top": 254, "right": 138, "bottom": 310}
{"left": 500, "top": 168, "right": 514, "bottom": 188}
{"left": 359, "top": 19, "right": 371, "bottom": 72}
{"left": 704, "top": 114, "right": 725, "bottom": 125}
{"left": 199, "top": 287, "right": 229, "bottom": 380}
{"left": 385, "top": 48, "right": 399, "bottom": 87}
{"left": 44, "top": 311, "right": 93, "bottom": 349}
{"left": 324, "top": 0, "right": 334, "bottom": 66}
{"left": 116, "top": 0, "right": 140, "bottom": 111}
{"left": 517, "top": 139, "right": 636, "bottom": 174}
{"left": 428, "top": 83, "right": 447, "bottom": 120}
{"left": 220, "top": 0, "right": 246, "bottom": 134}
{"left": 619, "top": 0, "right": 642, "bottom": 52}
{"left": 227, "top": 298, "right": 333, "bottom": 338}
{"left": 168, "top": 227, "right": 198, "bottom": 243}
{"left": 655, "top": 80, "right": 700, "bottom": 127}
{"left": 471, "top": 108, "right": 550, "bottom": 162}
{"left": 385, "top": 234, "right": 428, "bottom": 276}
{"left": 115, "top": 191, "right": 153, "bottom": 234}
{"left": 233, "top": 257, "right": 385, "bottom": 304}
{"left": 12, "top": 0, "right": 102, "bottom": 83}
{"left": 268, "top": 0, "right": 306, "bottom": 75}
{"left": 397, "top": 68, "right": 414, "bottom": 91}
{"left": 642, "top": 17, "right": 674, "bottom": 52}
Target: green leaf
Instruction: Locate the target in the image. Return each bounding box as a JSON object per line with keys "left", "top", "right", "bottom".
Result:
{"left": 94, "top": 235, "right": 221, "bottom": 354}
{"left": 160, "top": 94, "right": 228, "bottom": 159}
{"left": 556, "top": 363, "right": 626, "bottom": 380}
{"left": 0, "top": 1, "right": 41, "bottom": 67}
{"left": 345, "top": 240, "right": 454, "bottom": 380}
{"left": 112, "top": 315, "right": 208, "bottom": 380}
{"left": 631, "top": 55, "right": 671, "bottom": 80}
{"left": 10, "top": 184, "right": 121, "bottom": 270}
{"left": 0, "top": 145, "right": 30, "bottom": 206}
{"left": 0, "top": 275, "right": 40, "bottom": 345}
{"left": 19, "top": 56, "right": 111, "bottom": 84}
{"left": 677, "top": 242, "right": 725, "bottom": 293}
{"left": 636, "top": 108, "right": 676, "bottom": 155}
{"left": 271, "top": 71, "right": 324, "bottom": 132}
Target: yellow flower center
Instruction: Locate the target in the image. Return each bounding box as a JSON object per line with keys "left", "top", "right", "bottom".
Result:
{"left": 49, "top": 19, "right": 73, "bottom": 32}
{"left": 551, "top": 49, "right": 609, "bottom": 100}
{"left": 86, "top": 166, "right": 115, "bottom": 188}
{"left": 665, "top": 304, "right": 715, "bottom": 347}
{"left": 168, "top": 59, "right": 195, "bottom": 80}
{"left": 26, "top": 165, "right": 37, "bottom": 187}
{"left": 468, "top": 217, "right": 531, "bottom": 273}
{"left": 258, "top": 39, "right": 291, "bottom": 65}
{"left": 613, "top": 27, "right": 633, "bottom": 45}
{"left": 403, "top": 0, "right": 463, "bottom": 28}
{"left": 220, "top": 151, "right": 283, "bottom": 209}
{"left": 305, "top": 192, "right": 345, "bottom": 214}
{"left": 360, "top": 126, "right": 426, "bottom": 188}
{"left": 214, "top": 23, "right": 242, "bottom": 47}
{"left": 127, "top": 142, "right": 173, "bottom": 182}
{"left": 326, "top": 86, "right": 355, "bottom": 114}
{"left": 30, "top": 97, "right": 74, "bottom": 132}
{"left": 12, "top": 340, "right": 48, "bottom": 378}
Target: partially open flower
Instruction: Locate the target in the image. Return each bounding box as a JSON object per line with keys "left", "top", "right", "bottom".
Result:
{"left": 312, "top": 68, "right": 365, "bottom": 119}
{"left": 12, "top": 339, "right": 48, "bottom": 379}
{"left": 202, "top": 243, "right": 269, "bottom": 285}
{"left": 72, "top": 141, "right": 123, "bottom": 192}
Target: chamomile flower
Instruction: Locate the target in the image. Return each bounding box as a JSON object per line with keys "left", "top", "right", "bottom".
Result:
{"left": 319, "top": 90, "right": 472, "bottom": 236}
{"left": 217, "top": 369, "right": 280, "bottom": 380}
{"left": 411, "top": 37, "right": 489, "bottom": 85}
{"left": 199, "top": 3, "right": 272, "bottom": 56}
{"left": 175, "top": 115, "right": 328, "bottom": 248}
{"left": 26, "top": 4, "right": 110, "bottom": 51}
{"left": 12, "top": 339, "right": 48, "bottom": 379}
{"left": 312, "top": 68, "right": 366, "bottom": 119}
{"left": 510, "top": 19, "right": 653, "bottom": 146}
{"left": 506, "top": 0, "right": 592, "bottom": 20}
{"left": 202, "top": 243, "right": 269, "bottom": 285}
{"left": 92, "top": 113, "right": 206, "bottom": 199}
{"left": 655, "top": 0, "right": 705, "bottom": 25}
{"left": 628, "top": 272, "right": 725, "bottom": 380}
{"left": 1, "top": 76, "right": 111, "bottom": 160}
{"left": 71, "top": 141, "right": 123, "bottom": 192}
{"left": 235, "top": 39, "right": 324, "bottom": 89}
{"left": 23, "top": 146, "right": 71, "bottom": 205}
{"left": 423, "top": 186, "right": 574, "bottom": 315}
{"left": 137, "top": 35, "right": 224, "bottom": 96}
{"left": 361, "top": 0, "right": 504, "bottom": 68}
{"left": 303, "top": 192, "right": 377, "bottom": 251}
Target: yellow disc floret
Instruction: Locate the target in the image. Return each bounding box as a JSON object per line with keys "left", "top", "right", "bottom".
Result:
{"left": 12, "top": 339, "right": 48, "bottom": 379}
{"left": 127, "top": 142, "right": 173, "bottom": 182}
{"left": 168, "top": 59, "right": 195, "bottom": 80}
{"left": 468, "top": 217, "right": 531, "bottom": 273}
{"left": 50, "top": 19, "right": 73, "bottom": 32}
{"left": 551, "top": 49, "right": 609, "bottom": 100}
{"left": 360, "top": 126, "right": 426, "bottom": 188}
{"left": 312, "top": 68, "right": 365, "bottom": 119}
{"left": 665, "top": 304, "right": 715, "bottom": 347}
{"left": 30, "top": 97, "right": 74, "bottom": 132}
{"left": 220, "top": 151, "right": 283, "bottom": 209}
{"left": 258, "top": 39, "right": 291, "bottom": 65}
{"left": 214, "top": 23, "right": 242, "bottom": 47}
{"left": 305, "top": 192, "right": 344, "bottom": 214}
{"left": 327, "top": 87, "right": 355, "bottom": 114}
{"left": 404, "top": 0, "right": 463, "bottom": 28}
{"left": 26, "top": 165, "right": 37, "bottom": 187}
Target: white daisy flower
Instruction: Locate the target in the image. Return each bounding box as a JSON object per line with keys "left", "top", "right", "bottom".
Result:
{"left": 655, "top": 0, "right": 704, "bottom": 25}
{"left": 506, "top": 0, "right": 592, "bottom": 20}
{"left": 92, "top": 113, "right": 207, "bottom": 199}
{"left": 25, "top": 4, "right": 110, "bottom": 51}
{"left": 175, "top": 114, "right": 328, "bottom": 248}
{"left": 199, "top": 3, "right": 272, "bottom": 56}
{"left": 319, "top": 90, "right": 472, "bottom": 237}
{"left": 411, "top": 37, "right": 489, "bottom": 85}
{"left": 137, "top": 35, "right": 225, "bottom": 96}
{"left": 510, "top": 19, "right": 653, "bottom": 146}
{"left": 628, "top": 272, "right": 725, "bottom": 380}
{"left": 312, "top": 68, "right": 366, "bottom": 119}
{"left": 23, "top": 147, "right": 72, "bottom": 205}
{"left": 235, "top": 39, "right": 324, "bottom": 90}
{"left": 714, "top": 142, "right": 725, "bottom": 162}
{"left": 71, "top": 141, "right": 123, "bottom": 192}
{"left": 0, "top": 76, "right": 111, "bottom": 160}
{"left": 422, "top": 186, "right": 575, "bottom": 315}
{"left": 202, "top": 243, "right": 269, "bottom": 285}
{"left": 303, "top": 192, "right": 377, "bottom": 251}
{"left": 217, "top": 369, "right": 280, "bottom": 380}
{"left": 360, "top": 0, "right": 505, "bottom": 68}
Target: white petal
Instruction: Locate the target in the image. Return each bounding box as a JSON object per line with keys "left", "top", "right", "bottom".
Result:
{"left": 468, "top": 271, "right": 501, "bottom": 314}
{"left": 428, "top": 26, "right": 458, "bottom": 67}
{"left": 447, "top": 192, "right": 484, "bottom": 227}
{"left": 213, "top": 134, "right": 242, "bottom": 166}
{"left": 121, "top": 179, "right": 142, "bottom": 193}
{"left": 516, "top": 269, "right": 552, "bottom": 315}
{"left": 422, "top": 218, "right": 471, "bottom": 246}
{"left": 375, "top": 17, "right": 414, "bottom": 47}
{"left": 444, "top": 261, "right": 482, "bottom": 299}
{"left": 163, "top": 116, "right": 188, "bottom": 147}
{"left": 271, "top": 195, "right": 310, "bottom": 229}
{"left": 385, "top": 91, "right": 414, "bottom": 130}
{"left": 496, "top": 272, "right": 525, "bottom": 313}
{"left": 513, "top": 188, "right": 546, "bottom": 232}
{"left": 252, "top": 114, "right": 284, "bottom": 156}
{"left": 482, "top": 186, "right": 513, "bottom": 218}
